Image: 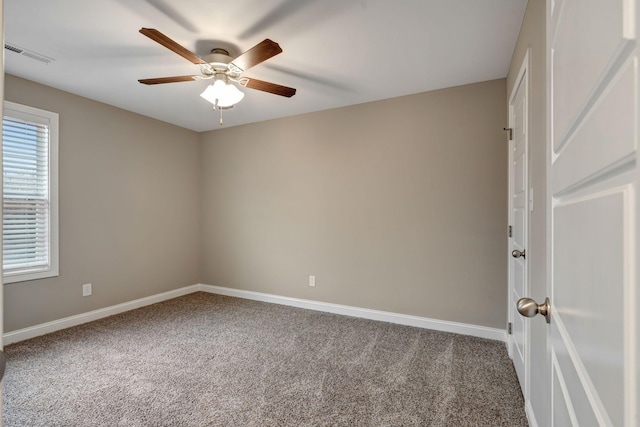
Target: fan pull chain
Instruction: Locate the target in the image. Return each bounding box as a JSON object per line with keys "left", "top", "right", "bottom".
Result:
{"left": 213, "top": 103, "right": 224, "bottom": 126}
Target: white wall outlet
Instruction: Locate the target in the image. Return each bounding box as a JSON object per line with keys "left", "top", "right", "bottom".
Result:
{"left": 309, "top": 275, "right": 316, "bottom": 287}
{"left": 82, "top": 283, "right": 92, "bottom": 297}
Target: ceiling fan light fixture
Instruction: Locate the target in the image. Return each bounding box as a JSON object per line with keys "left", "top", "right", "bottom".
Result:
{"left": 200, "top": 78, "right": 245, "bottom": 108}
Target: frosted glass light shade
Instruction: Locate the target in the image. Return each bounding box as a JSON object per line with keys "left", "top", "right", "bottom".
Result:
{"left": 200, "top": 80, "right": 245, "bottom": 107}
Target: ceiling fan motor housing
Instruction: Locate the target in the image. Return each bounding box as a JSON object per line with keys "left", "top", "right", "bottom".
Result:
{"left": 201, "top": 48, "right": 243, "bottom": 79}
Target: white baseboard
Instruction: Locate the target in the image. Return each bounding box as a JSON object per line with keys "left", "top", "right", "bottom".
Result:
{"left": 200, "top": 284, "right": 506, "bottom": 342}
{"left": 3, "top": 283, "right": 506, "bottom": 345}
{"left": 3, "top": 284, "right": 201, "bottom": 345}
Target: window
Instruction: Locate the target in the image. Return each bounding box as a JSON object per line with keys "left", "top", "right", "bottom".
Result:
{"left": 2, "top": 101, "right": 59, "bottom": 283}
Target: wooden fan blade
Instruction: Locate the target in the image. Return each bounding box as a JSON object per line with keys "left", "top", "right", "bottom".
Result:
{"left": 241, "top": 78, "right": 296, "bottom": 97}
{"left": 231, "top": 39, "right": 282, "bottom": 72}
{"left": 139, "top": 28, "right": 208, "bottom": 65}
{"left": 139, "top": 76, "right": 199, "bottom": 85}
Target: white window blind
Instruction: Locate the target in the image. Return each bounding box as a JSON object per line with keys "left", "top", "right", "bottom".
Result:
{"left": 2, "top": 101, "right": 59, "bottom": 283}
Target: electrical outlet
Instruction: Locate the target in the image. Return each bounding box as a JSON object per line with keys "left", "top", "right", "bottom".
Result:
{"left": 309, "top": 275, "right": 316, "bottom": 287}
{"left": 82, "top": 283, "right": 92, "bottom": 297}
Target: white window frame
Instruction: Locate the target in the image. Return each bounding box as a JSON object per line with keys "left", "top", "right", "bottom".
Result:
{"left": 2, "top": 101, "right": 59, "bottom": 283}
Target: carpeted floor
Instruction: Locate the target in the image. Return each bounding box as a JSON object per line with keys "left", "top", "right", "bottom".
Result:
{"left": 3, "top": 292, "right": 527, "bottom": 426}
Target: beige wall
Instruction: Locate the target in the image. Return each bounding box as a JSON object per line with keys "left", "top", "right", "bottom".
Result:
{"left": 200, "top": 79, "right": 508, "bottom": 329}
{"left": 507, "top": 0, "right": 548, "bottom": 423}
{"left": 3, "top": 76, "right": 509, "bottom": 333}
{"left": 0, "top": 1, "right": 4, "bottom": 345}
{"left": 4, "top": 75, "right": 201, "bottom": 332}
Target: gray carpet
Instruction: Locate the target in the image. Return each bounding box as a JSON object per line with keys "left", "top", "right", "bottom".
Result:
{"left": 3, "top": 292, "right": 528, "bottom": 426}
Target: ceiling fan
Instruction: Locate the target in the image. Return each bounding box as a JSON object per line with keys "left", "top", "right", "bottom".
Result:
{"left": 138, "top": 28, "right": 296, "bottom": 122}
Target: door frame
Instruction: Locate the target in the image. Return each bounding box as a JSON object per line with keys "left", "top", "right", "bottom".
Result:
{"left": 507, "top": 48, "right": 530, "bottom": 401}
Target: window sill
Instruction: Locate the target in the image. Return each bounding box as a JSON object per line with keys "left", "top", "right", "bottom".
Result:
{"left": 3, "top": 268, "right": 59, "bottom": 284}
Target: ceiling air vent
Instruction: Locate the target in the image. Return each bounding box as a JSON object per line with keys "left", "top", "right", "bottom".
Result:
{"left": 4, "top": 42, "right": 54, "bottom": 64}
{"left": 4, "top": 43, "right": 23, "bottom": 54}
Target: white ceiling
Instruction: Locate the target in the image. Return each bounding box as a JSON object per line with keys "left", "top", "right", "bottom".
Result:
{"left": 5, "top": 0, "right": 527, "bottom": 132}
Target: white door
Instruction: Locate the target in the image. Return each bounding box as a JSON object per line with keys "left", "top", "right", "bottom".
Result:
{"left": 544, "top": 0, "right": 638, "bottom": 425}
{"left": 508, "top": 50, "right": 529, "bottom": 400}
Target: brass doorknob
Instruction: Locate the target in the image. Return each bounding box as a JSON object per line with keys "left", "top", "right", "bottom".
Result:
{"left": 517, "top": 297, "right": 551, "bottom": 324}
{"left": 512, "top": 249, "right": 526, "bottom": 259}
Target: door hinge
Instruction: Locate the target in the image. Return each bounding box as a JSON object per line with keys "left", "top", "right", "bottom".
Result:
{"left": 503, "top": 127, "right": 513, "bottom": 141}
{"left": 508, "top": 225, "right": 512, "bottom": 238}
{"left": 508, "top": 322, "right": 512, "bottom": 335}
